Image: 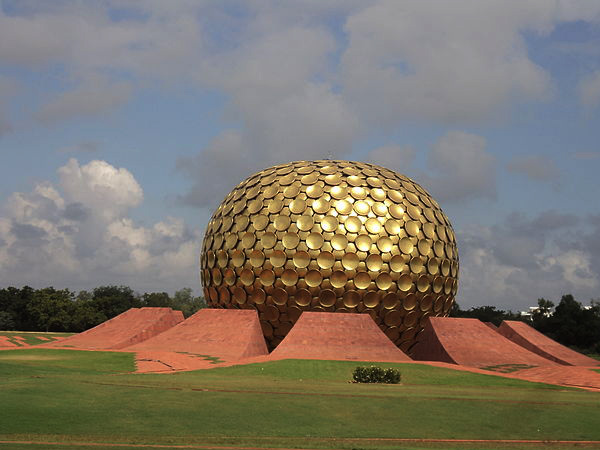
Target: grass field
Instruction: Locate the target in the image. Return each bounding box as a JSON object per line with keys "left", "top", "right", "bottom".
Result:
{"left": 0, "top": 331, "right": 73, "bottom": 346}
{"left": 0, "top": 348, "right": 599, "bottom": 450}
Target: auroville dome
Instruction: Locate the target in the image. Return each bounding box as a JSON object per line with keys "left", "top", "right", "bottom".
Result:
{"left": 200, "top": 160, "right": 459, "bottom": 352}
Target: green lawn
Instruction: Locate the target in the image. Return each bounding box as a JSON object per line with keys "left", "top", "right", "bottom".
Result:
{"left": 0, "top": 348, "right": 599, "bottom": 450}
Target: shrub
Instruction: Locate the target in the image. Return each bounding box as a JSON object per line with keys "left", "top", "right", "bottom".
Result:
{"left": 352, "top": 366, "right": 401, "bottom": 384}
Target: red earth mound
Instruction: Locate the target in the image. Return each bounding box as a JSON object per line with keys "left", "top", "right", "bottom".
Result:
{"left": 269, "top": 311, "right": 411, "bottom": 362}
{"left": 42, "top": 307, "right": 183, "bottom": 350}
{"left": 0, "top": 336, "right": 20, "bottom": 348}
{"left": 497, "top": 320, "right": 600, "bottom": 366}
{"left": 125, "top": 308, "right": 268, "bottom": 362}
{"left": 411, "top": 317, "right": 558, "bottom": 368}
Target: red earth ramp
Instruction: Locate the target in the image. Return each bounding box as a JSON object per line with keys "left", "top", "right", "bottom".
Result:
{"left": 269, "top": 311, "right": 411, "bottom": 362}
{"left": 42, "top": 307, "right": 183, "bottom": 350}
{"left": 497, "top": 320, "right": 600, "bottom": 366}
{"left": 411, "top": 317, "right": 558, "bottom": 368}
{"left": 125, "top": 308, "right": 268, "bottom": 362}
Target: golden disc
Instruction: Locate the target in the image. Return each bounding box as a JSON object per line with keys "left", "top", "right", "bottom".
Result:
{"left": 353, "top": 200, "right": 370, "bottom": 215}
{"left": 366, "top": 254, "right": 383, "bottom": 271}
{"left": 305, "top": 269, "right": 323, "bottom": 287}
{"left": 342, "top": 252, "right": 360, "bottom": 270}
{"left": 365, "top": 218, "right": 382, "bottom": 234}
{"left": 297, "top": 215, "right": 314, "bottom": 231}
{"left": 295, "top": 288, "right": 312, "bottom": 306}
{"left": 350, "top": 186, "right": 367, "bottom": 199}
{"left": 249, "top": 250, "right": 265, "bottom": 267}
{"left": 319, "top": 289, "right": 336, "bottom": 307}
{"left": 331, "top": 234, "right": 348, "bottom": 251}
{"left": 270, "top": 250, "right": 287, "bottom": 268}
{"left": 317, "top": 251, "right": 335, "bottom": 269}
{"left": 344, "top": 216, "right": 362, "bottom": 233}
{"left": 272, "top": 287, "right": 288, "bottom": 305}
{"left": 377, "top": 236, "right": 393, "bottom": 253}
{"left": 240, "top": 268, "right": 255, "bottom": 286}
{"left": 383, "top": 292, "right": 399, "bottom": 310}
{"left": 250, "top": 288, "right": 266, "bottom": 304}
{"left": 376, "top": 272, "right": 393, "bottom": 290}
{"left": 330, "top": 270, "right": 348, "bottom": 288}
{"left": 390, "top": 255, "right": 405, "bottom": 272}
{"left": 354, "top": 272, "right": 371, "bottom": 289}
{"left": 306, "top": 232, "right": 324, "bottom": 249}
{"left": 293, "top": 251, "right": 311, "bottom": 268}
{"left": 259, "top": 269, "right": 275, "bottom": 286}
{"left": 260, "top": 232, "right": 277, "bottom": 249}
{"left": 343, "top": 290, "right": 360, "bottom": 308}
{"left": 398, "top": 273, "right": 412, "bottom": 291}
{"left": 274, "top": 216, "right": 291, "bottom": 231}
{"left": 321, "top": 216, "right": 339, "bottom": 232}
{"left": 364, "top": 291, "right": 380, "bottom": 307}
{"left": 312, "top": 198, "right": 330, "bottom": 214}
{"left": 282, "top": 232, "right": 300, "bottom": 249}
{"left": 281, "top": 268, "right": 298, "bottom": 286}
{"left": 355, "top": 235, "right": 372, "bottom": 251}
{"left": 384, "top": 219, "right": 401, "bottom": 235}
{"left": 289, "top": 198, "right": 307, "bottom": 214}
{"left": 334, "top": 200, "right": 352, "bottom": 215}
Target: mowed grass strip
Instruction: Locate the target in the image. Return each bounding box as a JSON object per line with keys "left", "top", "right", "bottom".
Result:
{"left": 0, "top": 331, "right": 74, "bottom": 346}
{"left": 0, "top": 349, "right": 599, "bottom": 450}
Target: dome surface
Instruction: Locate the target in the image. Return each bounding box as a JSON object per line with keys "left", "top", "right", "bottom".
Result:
{"left": 200, "top": 160, "right": 459, "bottom": 351}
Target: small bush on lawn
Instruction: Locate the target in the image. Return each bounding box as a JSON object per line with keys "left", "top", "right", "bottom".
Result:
{"left": 352, "top": 366, "right": 401, "bottom": 384}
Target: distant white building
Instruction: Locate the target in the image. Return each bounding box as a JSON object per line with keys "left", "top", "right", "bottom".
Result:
{"left": 519, "top": 306, "right": 552, "bottom": 319}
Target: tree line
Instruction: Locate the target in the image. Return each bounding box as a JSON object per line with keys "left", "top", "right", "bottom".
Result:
{"left": 0, "top": 285, "right": 206, "bottom": 333}
{"left": 451, "top": 294, "right": 600, "bottom": 355}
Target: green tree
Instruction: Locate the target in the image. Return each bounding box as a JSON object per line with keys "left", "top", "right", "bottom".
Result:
{"left": 26, "top": 287, "right": 75, "bottom": 332}
{"left": 69, "top": 291, "right": 105, "bottom": 332}
{"left": 172, "top": 288, "right": 206, "bottom": 317}
{"left": 142, "top": 292, "right": 172, "bottom": 307}
{"left": 0, "top": 311, "right": 15, "bottom": 330}
{"left": 91, "top": 285, "right": 141, "bottom": 320}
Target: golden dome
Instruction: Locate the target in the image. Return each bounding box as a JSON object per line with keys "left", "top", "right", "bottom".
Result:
{"left": 200, "top": 160, "right": 459, "bottom": 352}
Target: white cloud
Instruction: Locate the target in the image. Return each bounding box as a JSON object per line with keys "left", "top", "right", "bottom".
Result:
{"left": 36, "top": 75, "right": 132, "bottom": 123}
{"left": 0, "top": 159, "right": 200, "bottom": 293}
{"left": 457, "top": 210, "right": 598, "bottom": 311}
{"left": 424, "top": 131, "right": 496, "bottom": 203}
{"left": 340, "top": 0, "right": 561, "bottom": 125}
{"left": 365, "top": 144, "right": 416, "bottom": 172}
{"left": 58, "top": 158, "right": 143, "bottom": 221}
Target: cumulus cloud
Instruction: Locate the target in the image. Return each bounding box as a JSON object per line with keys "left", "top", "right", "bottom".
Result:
{"left": 340, "top": 0, "right": 562, "bottom": 125}
{"left": 457, "top": 210, "right": 598, "bottom": 311}
{"left": 507, "top": 155, "right": 560, "bottom": 183}
{"left": 0, "top": 159, "right": 200, "bottom": 293}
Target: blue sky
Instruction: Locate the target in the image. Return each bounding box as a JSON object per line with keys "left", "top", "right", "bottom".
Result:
{"left": 1, "top": 1, "right": 600, "bottom": 311}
